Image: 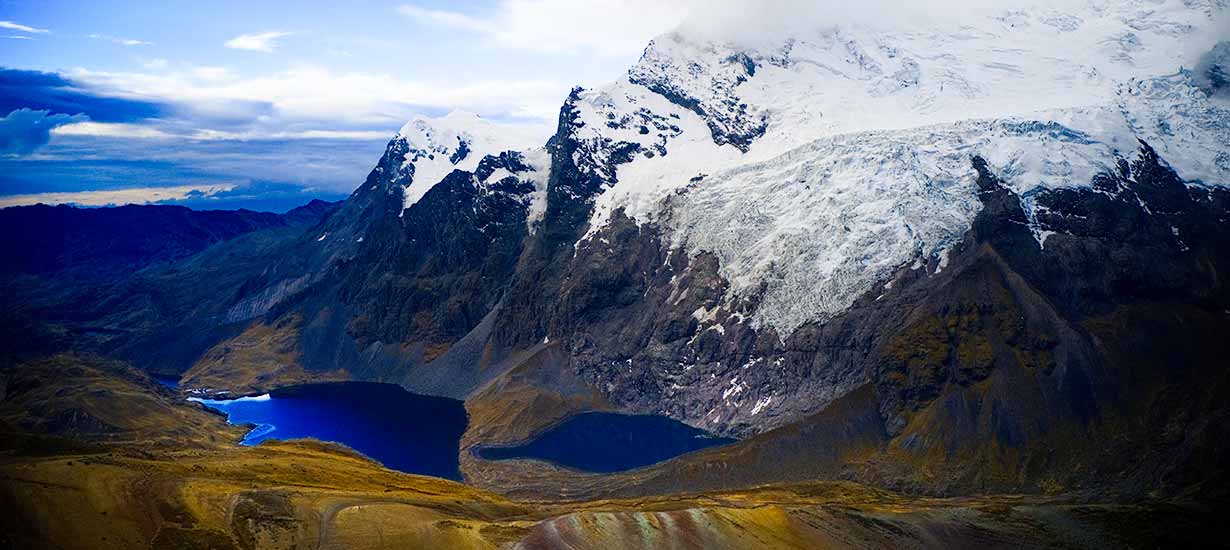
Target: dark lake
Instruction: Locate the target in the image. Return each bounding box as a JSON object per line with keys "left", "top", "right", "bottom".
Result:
{"left": 477, "top": 412, "right": 735, "bottom": 473}
{"left": 190, "top": 382, "right": 468, "bottom": 480}
{"left": 151, "top": 373, "right": 181, "bottom": 389}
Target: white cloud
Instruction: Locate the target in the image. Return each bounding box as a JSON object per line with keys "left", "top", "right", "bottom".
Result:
{"left": 393, "top": 1, "right": 1135, "bottom": 58}
{"left": 4, "top": 35, "right": 33, "bottom": 40}
{"left": 677, "top": 0, "right": 1028, "bottom": 41}
{"left": 88, "top": 34, "right": 153, "bottom": 46}
{"left": 193, "top": 66, "right": 232, "bottom": 81}
{"left": 224, "top": 31, "right": 293, "bottom": 53}
{"left": 396, "top": 5, "right": 493, "bottom": 33}
{"left": 52, "top": 122, "right": 173, "bottom": 139}
{"left": 0, "top": 184, "right": 236, "bottom": 208}
{"left": 69, "top": 64, "right": 567, "bottom": 132}
{"left": 285, "top": 130, "right": 390, "bottom": 140}
{"left": 186, "top": 128, "right": 392, "bottom": 141}
{"left": 398, "top": 0, "right": 689, "bottom": 57}
{"left": 0, "top": 20, "right": 49, "bottom": 34}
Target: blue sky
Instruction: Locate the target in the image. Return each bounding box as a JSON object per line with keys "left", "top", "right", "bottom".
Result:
{"left": 0, "top": 0, "right": 689, "bottom": 211}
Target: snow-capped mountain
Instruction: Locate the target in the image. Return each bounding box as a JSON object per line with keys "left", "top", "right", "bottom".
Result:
{"left": 559, "top": 0, "right": 1229, "bottom": 335}
{"left": 202, "top": 0, "right": 1225, "bottom": 440}
{"left": 375, "top": 0, "right": 1226, "bottom": 342}
{"left": 365, "top": 0, "right": 1218, "bottom": 444}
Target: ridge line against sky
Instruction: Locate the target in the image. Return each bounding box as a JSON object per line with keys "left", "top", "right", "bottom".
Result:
{"left": 0, "top": 0, "right": 694, "bottom": 211}
{"left": 3, "top": 0, "right": 1197, "bottom": 211}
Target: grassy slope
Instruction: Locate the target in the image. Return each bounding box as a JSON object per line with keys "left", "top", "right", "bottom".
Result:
{"left": 179, "top": 315, "right": 348, "bottom": 397}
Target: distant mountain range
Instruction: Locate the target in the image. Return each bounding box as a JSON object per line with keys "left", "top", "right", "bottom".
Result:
{"left": 5, "top": 0, "right": 1228, "bottom": 501}
{"left": 1, "top": 200, "right": 337, "bottom": 278}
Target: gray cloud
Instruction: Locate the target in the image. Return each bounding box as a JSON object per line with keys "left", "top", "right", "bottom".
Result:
{"left": 0, "top": 109, "right": 87, "bottom": 155}
{"left": 678, "top": 0, "right": 1101, "bottom": 45}
{"left": 1195, "top": 41, "right": 1230, "bottom": 97}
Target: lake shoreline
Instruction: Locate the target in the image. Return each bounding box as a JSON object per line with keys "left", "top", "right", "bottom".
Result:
{"left": 189, "top": 380, "right": 469, "bottom": 480}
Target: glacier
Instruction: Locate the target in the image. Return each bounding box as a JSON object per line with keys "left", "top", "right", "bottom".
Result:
{"left": 568, "top": 0, "right": 1230, "bottom": 335}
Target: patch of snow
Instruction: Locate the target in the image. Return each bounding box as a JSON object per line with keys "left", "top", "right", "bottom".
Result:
{"left": 520, "top": 146, "right": 552, "bottom": 232}
{"left": 571, "top": 77, "right": 745, "bottom": 245}
{"left": 935, "top": 248, "right": 951, "bottom": 274}
{"left": 751, "top": 396, "right": 772, "bottom": 416}
{"left": 1037, "top": 230, "right": 1057, "bottom": 249}
{"left": 484, "top": 168, "right": 516, "bottom": 183}
{"left": 691, "top": 306, "right": 716, "bottom": 322}
{"left": 721, "top": 377, "right": 746, "bottom": 401}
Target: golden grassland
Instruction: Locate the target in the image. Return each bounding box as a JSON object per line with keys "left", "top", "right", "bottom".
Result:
{"left": 180, "top": 317, "right": 348, "bottom": 397}
{"left": 5, "top": 443, "right": 1213, "bottom": 550}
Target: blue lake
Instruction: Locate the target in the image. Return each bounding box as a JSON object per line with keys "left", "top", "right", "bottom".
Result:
{"left": 477, "top": 412, "right": 735, "bottom": 473}
{"left": 191, "top": 382, "right": 468, "bottom": 480}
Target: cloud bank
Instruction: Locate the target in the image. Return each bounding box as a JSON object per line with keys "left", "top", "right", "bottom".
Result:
{"left": 398, "top": 0, "right": 689, "bottom": 57}
{"left": 0, "top": 68, "right": 169, "bottom": 124}
{"left": 0, "top": 183, "right": 236, "bottom": 208}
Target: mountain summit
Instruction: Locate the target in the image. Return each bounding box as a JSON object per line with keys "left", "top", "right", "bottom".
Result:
{"left": 393, "top": 110, "right": 546, "bottom": 210}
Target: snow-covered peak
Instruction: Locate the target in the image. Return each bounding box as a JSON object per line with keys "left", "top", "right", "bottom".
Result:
{"left": 396, "top": 110, "right": 493, "bottom": 155}
{"left": 631, "top": 0, "right": 1225, "bottom": 156}
{"left": 395, "top": 110, "right": 545, "bottom": 211}
{"left": 564, "top": 0, "right": 1228, "bottom": 336}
